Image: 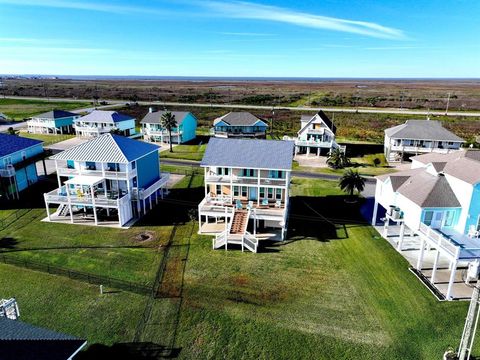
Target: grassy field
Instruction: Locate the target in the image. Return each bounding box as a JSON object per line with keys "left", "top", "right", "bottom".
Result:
{"left": 161, "top": 144, "right": 207, "bottom": 161}
{"left": 0, "top": 263, "right": 147, "bottom": 346}
{"left": 19, "top": 132, "right": 75, "bottom": 145}
{"left": 0, "top": 98, "right": 88, "bottom": 120}
{"left": 0, "top": 174, "right": 475, "bottom": 359}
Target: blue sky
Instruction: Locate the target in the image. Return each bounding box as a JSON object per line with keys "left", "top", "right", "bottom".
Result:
{"left": 0, "top": 0, "right": 479, "bottom": 77}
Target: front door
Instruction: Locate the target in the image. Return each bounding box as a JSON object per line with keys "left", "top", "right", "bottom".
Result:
{"left": 249, "top": 187, "right": 257, "bottom": 201}
{"left": 431, "top": 211, "right": 444, "bottom": 229}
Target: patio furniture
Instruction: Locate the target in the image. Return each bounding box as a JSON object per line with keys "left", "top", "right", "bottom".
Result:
{"left": 275, "top": 200, "right": 282, "bottom": 208}
{"left": 468, "top": 225, "right": 479, "bottom": 238}
{"left": 261, "top": 198, "right": 269, "bottom": 207}
{"left": 247, "top": 201, "right": 253, "bottom": 210}
{"left": 236, "top": 199, "right": 243, "bottom": 210}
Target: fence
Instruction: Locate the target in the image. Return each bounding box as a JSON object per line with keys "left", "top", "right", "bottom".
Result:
{"left": 0, "top": 208, "right": 31, "bottom": 231}
{"left": 0, "top": 254, "right": 152, "bottom": 296}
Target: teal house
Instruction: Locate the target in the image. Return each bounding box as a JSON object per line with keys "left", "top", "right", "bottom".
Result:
{"left": 141, "top": 109, "right": 197, "bottom": 144}
{"left": 212, "top": 112, "right": 268, "bottom": 138}
{"left": 0, "top": 134, "right": 44, "bottom": 199}
{"left": 27, "top": 109, "right": 80, "bottom": 135}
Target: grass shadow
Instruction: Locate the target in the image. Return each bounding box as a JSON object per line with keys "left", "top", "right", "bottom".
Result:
{"left": 77, "top": 342, "right": 182, "bottom": 359}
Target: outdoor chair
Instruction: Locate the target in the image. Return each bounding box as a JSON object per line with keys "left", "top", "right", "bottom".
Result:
{"left": 275, "top": 200, "right": 282, "bottom": 208}
{"left": 236, "top": 199, "right": 243, "bottom": 210}
{"left": 261, "top": 198, "right": 269, "bottom": 207}
{"left": 247, "top": 201, "right": 253, "bottom": 210}
{"left": 468, "top": 225, "right": 480, "bottom": 238}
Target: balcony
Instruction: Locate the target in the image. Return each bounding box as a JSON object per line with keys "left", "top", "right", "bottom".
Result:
{"left": 295, "top": 139, "right": 334, "bottom": 148}
{"left": 131, "top": 173, "right": 170, "bottom": 200}
{"left": 212, "top": 130, "right": 266, "bottom": 138}
{"left": 143, "top": 128, "right": 182, "bottom": 136}
{"left": 0, "top": 166, "right": 15, "bottom": 177}
{"left": 74, "top": 125, "right": 111, "bottom": 135}
{"left": 44, "top": 186, "right": 130, "bottom": 208}
{"left": 199, "top": 196, "right": 285, "bottom": 218}
{"left": 205, "top": 174, "right": 287, "bottom": 187}
{"left": 56, "top": 167, "right": 137, "bottom": 180}
{"left": 417, "top": 223, "right": 480, "bottom": 260}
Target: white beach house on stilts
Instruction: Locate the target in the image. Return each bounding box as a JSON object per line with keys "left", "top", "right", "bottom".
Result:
{"left": 198, "top": 138, "right": 294, "bottom": 252}
{"left": 373, "top": 150, "right": 480, "bottom": 300}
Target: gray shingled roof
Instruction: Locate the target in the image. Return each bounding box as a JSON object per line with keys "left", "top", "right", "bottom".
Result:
{"left": 50, "top": 133, "right": 159, "bottom": 163}
{"left": 75, "top": 110, "right": 134, "bottom": 124}
{"left": 201, "top": 138, "right": 294, "bottom": 170}
{"left": 0, "top": 318, "right": 86, "bottom": 360}
{"left": 0, "top": 317, "right": 80, "bottom": 341}
{"left": 412, "top": 150, "right": 480, "bottom": 185}
{"left": 396, "top": 172, "right": 460, "bottom": 208}
{"left": 385, "top": 120, "right": 464, "bottom": 142}
{"left": 140, "top": 111, "right": 194, "bottom": 125}
{"left": 213, "top": 112, "right": 268, "bottom": 127}
{"left": 34, "top": 109, "right": 78, "bottom": 119}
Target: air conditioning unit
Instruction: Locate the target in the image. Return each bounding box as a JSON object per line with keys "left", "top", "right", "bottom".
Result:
{"left": 466, "top": 260, "right": 480, "bottom": 283}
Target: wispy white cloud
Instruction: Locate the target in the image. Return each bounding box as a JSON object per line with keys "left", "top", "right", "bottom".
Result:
{"left": 199, "top": 1, "right": 406, "bottom": 40}
{"left": 364, "top": 46, "right": 420, "bottom": 50}
{"left": 0, "top": 0, "right": 171, "bottom": 15}
{"left": 217, "top": 32, "right": 276, "bottom": 37}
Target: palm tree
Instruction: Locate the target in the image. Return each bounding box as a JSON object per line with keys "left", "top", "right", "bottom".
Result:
{"left": 339, "top": 169, "right": 365, "bottom": 198}
{"left": 161, "top": 111, "right": 177, "bottom": 152}
{"left": 327, "top": 148, "right": 350, "bottom": 169}
{"left": 7, "top": 127, "right": 18, "bottom": 136}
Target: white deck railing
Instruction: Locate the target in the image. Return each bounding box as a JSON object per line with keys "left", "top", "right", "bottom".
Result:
{"left": 418, "top": 223, "right": 460, "bottom": 259}
{"left": 44, "top": 186, "right": 129, "bottom": 207}
{"left": 0, "top": 166, "right": 15, "bottom": 177}
{"left": 57, "top": 167, "right": 137, "bottom": 180}
{"left": 205, "top": 174, "right": 287, "bottom": 187}
{"left": 135, "top": 173, "right": 170, "bottom": 200}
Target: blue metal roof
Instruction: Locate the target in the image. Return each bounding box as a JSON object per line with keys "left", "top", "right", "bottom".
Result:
{"left": 51, "top": 134, "right": 159, "bottom": 163}
{"left": 0, "top": 134, "right": 43, "bottom": 158}
{"left": 201, "top": 138, "right": 294, "bottom": 170}
{"left": 0, "top": 317, "right": 80, "bottom": 341}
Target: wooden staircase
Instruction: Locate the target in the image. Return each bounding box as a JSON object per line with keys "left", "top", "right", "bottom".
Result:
{"left": 229, "top": 210, "right": 249, "bottom": 235}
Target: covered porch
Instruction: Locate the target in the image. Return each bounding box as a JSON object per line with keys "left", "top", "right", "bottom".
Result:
{"left": 375, "top": 222, "right": 479, "bottom": 300}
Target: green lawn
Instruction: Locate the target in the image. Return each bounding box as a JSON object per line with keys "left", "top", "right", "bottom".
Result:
{"left": 0, "top": 263, "right": 146, "bottom": 346}
{"left": 161, "top": 144, "right": 207, "bottom": 161}
{"left": 0, "top": 98, "right": 89, "bottom": 120}
{"left": 19, "top": 132, "right": 75, "bottom": 145}
{"left": 293, "top": 160, "right": 396, "bottom": 177}
{"left": 0, "top": 208, "right": 171, "bottom": 285}
{"left": 0, "top": 175, "right": 474, "bottom": 359}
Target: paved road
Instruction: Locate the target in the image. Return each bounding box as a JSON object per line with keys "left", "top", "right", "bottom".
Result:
{"left": 4, "top": 95, "right": 480, "bottom": 117}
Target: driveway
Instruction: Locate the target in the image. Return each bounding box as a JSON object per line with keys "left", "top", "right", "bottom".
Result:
{"left": 45, "top": 137, "right": 89, "bottom": 152}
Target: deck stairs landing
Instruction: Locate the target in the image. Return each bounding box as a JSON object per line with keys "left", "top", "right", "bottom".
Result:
{"left": 212, "top": 209, "right": 258, "bottom": 253}
{"left": 56, "top": 204, "right": 70, "bottom": 217}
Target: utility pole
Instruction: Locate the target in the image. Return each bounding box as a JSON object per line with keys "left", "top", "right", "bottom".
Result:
{"left": 446, "top": 92, "right": 451, "bottom": 116}
{"left": 458, "top": 279, "right": 480, "bottom": 360}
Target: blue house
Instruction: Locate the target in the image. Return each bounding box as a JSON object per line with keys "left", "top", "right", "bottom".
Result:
{"left": 0, "top": 134, "right": 44, "bottom": 199}
{"left": 44, "top": 133, "right": 169, "bottom": 227}
{"left": 141, "top": 109, "right": 197, "bottom": 144}
{"left": 212, "top": 112, "right": 268, "bottom": 138}
{"left": 27, "top": 109, "right": 80, "bottom": 135}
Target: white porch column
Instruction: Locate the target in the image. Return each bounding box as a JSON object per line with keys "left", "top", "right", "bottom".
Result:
{"left": 397, "top": 222, "right": 405, "bottom": 251}
{"left": 257, "top": 170, "right": 261, "bottom": 206}
{"left": 416, "top": 238, "right": 426, "bottom": 270}
{"left": 446, "top": 260, "right": 458, "bottom": 300}
{"left": 55, "top": 160, "right": 62, "bottom": 189}
{"left": 44, "top": 197, "right": 50, "bottom": 221}
{"left": 66, "top": 186, "right": 74, "bottom": 224}
{"left": 371, "top": 200, "right": 379, "bottom": 225}
{"left": 383, "top": 218, "right": 389, "bottom": 237}
{"left": 430, "top": 250, "right": 441, "bottom": 284}
{"left": 306, "top": 147, "right": 310, "bottom": 156}
{"left": 317, "top": 147, "right": 320, "bottom": 156}
{"left": 91, "top": 184, "right": 98, "bottom": 226}
{"left": 204, "top": 167, "right": 208, "bottom": 197}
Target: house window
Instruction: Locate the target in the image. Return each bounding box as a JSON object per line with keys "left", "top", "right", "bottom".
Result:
{"left": 268, "top": 188, "right": 274, "bottom": 199}
{"left": 444, "top": 211, "right": 454, "bottom": 227}
{"left": 67, "top": 160, "right": 74, "bottom": 169}
{"left": 86, "top": 161, "right": 96, "bottom": 170}
{"left": 424, "top": 211, "right": 434, "bottom": 226}
{"left": 3, "top": 157, "right": 12, "bottom": 166}
{"left": 233, "top": 186, "right": 239, "bottom": 197}
{"left": 217, "top": 167, "right": 229, "bottom": 176}
{"left": 241, "top": 186, "right": 247, "bottom": 197}
{"left": 276, "top": 188, "right": 282, "bottom": 200}
{"left": 242, "top": 169, "right": 255, "bottom": 177}
{"left": 216, "top": 185, "right": 221, "bottom": 195}
{"left": 259, "top": 187, "right": 265, "bottom": 198}
{"left": 132, "top": 162, "right": 136, "bottom": 170}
